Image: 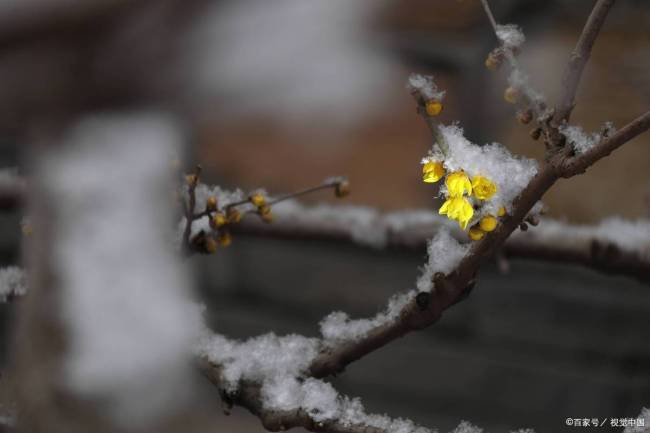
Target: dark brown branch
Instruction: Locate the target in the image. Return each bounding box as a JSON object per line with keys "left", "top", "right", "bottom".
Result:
{"left": 309, "top": 164, "right": 560, "bottom": 378}
{"left": 230, "top": 208, "right": 650, "bottom": 282}
{"left": 555, "top": 0, "right": 617, "bottom": 123}
{"left": 560, "top": 111, "right": 650, "bottom": 177}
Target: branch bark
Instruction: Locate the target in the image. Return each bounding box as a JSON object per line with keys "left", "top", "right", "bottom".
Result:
{"left": 559, "top": 111, "right": 650, "bottom": 177}
{"left": 555, "top": 0, "right": 617, "bottom": 123}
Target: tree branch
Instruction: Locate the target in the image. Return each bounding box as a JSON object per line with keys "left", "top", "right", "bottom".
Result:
{"left": 555, "top": 0, "right": 617, "bottom": 123}
{"left": 560, "top": 111, "right": 650, "bottom": 177}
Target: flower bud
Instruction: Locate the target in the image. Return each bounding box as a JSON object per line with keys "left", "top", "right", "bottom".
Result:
{"left": 516, "top": 109, "right": 533, "bottom": 124}
{"left": 249, "top": 192, "right": 266, "bottom": 207}
{"left": 530, "top": 128, "right": 542, "bottom": 141}
{"left": 468, "top": 226, "right": 485, "bottom": 241}
{"left": 205, "top": 236, "right": 218, "bottom": 254}
{"left": 479, "top": 215, "right": 498, "bottom": 232}
{"left": 335, "top": 179, "right": 351, "bottom": 198}
{"left": 210, "top": 212, "right": 227, "bottom": 229}
{"left": 226, "top": 208, "right": 242, "bottom": 224}
{"left": 504, "top": 87, "right": 520, "bottom": 104}
{"left": 217, "top": 231, "right": 232, "bottom": 247}
{"left": 206, "top": 196, "right": 218, "bottom": 212}
{"left": 497, "top": 206, "right": 507, "bottom": 217}
{"left": 425, "top": 101, "right": 443, "bottom": 116}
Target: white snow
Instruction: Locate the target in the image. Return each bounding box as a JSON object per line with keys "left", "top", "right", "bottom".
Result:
{"left": 42, "top": 113, "right": 200, "bottom": 426}
{"left": 407, "top": 73, "right": 445, "bottom": 100}
{"left": 496, "top": 24, "right": 525, "bottom": 49}
{"left": 559, "top": 124, "right": 604, "bottom": 154}
{"left": 319, "top": 291, "right": 414, "bottom": 342}
{"left": 416, "top": 228, "right": 470, "bottom": 292}
{"left": 198, "top": 332, "right": 319, "bottom": 391}
{"left": 623, "top": 407, "right": 649, "bottom": 433}
{"left": 436, "top": 124, "right": 539, "bottom": 219}
{"left": 0, "top": 266, "right": 26, "bottom": 302}
{"left": 511, "top": 217, "right": 650, "bottom": 259}
{"left": 261, "top": 375, "right": 435, "bottom": 432}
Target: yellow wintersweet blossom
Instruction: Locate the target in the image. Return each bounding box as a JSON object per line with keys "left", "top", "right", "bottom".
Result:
{"left": 439, "top": 196, "right": 474, "bottom": 230}
{"left": 422, "top": 160, "right": 445, "bottom": 183}
{"left": 445, "top": 171, "right": 472, "bottom": 197}
{"left": 471, "top": 175, "right": 497, "bottom": 200}
{"left": 497, "top": 206, "right": 507, "bottom": 217}
{"left": 479, "top": 215, "right": 498, "bottom": 232}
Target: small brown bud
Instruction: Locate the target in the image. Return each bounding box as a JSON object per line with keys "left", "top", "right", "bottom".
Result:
{"left": 517, "top": 109, "right": 533, "bottom": 124}
{"left": 519, "top": 222, "right": 528, "bottom": 231}
{"left": 258, "top": 204, "right": 271, "bottom": 215}
{"left": 526, "top": 215, "right": 540, "bottom": 226}
{"left": 185, "top": 174, "right": 197, "bottom": 187}
{"left": 261, "top": 210, "right": 273, "bottom": 224}
{"left": 335, "top": 179, "right": 350, "bottom": 198}
{"left": 217, "top": 231, "right": 232, "bottom": 247}
{"left": 504, "top": 87, "right": 520, "bottom": 104}
{"left": 206, "top": 196, "right": 218, "bottom": 212}
{"left": 226, "top": 207, "right": 242, "bottom": 224}
{"left": 484, "top": 51, "right": 503, "bottom": 71}
{"left": 530, "top": 128, "right": 542, "bottom": 140}
{"left": 205, "top": 236, "right": 218, "bottom": 254}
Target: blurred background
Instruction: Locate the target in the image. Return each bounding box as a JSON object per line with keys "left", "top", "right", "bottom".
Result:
{"left": 0, "top": 0, "right": 649, "bottom": 432}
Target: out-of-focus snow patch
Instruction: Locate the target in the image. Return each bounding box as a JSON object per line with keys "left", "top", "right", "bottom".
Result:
{"left": 185, "top": 0, "right": 399, "bottom": 128}
{"left": 42, "top": 113, "right": 200, "bottom": 427}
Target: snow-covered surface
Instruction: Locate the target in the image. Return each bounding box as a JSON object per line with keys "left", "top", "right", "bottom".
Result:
{"left": 320, "top": 291, "right": 414, "bottom": 342}
{"left": 623, "top": 407, "right": 649, "bottom": 433}
{"left": 252, "top": 200, "right": 458, "bottom": 248}
{"left": 42, "top": 114, "right": 200, "bottom": 426}
{"left": 199, "top": 330, "right": 435, "bottom": 432}
{"left": 0, "top": 266, "right": 25, "bottom": 302}
{"left": 496, "top": 24, "right": 525, "bottom": 49}
{"left": 416, "top": 228, "right": 470, "bottom": 292}
{"left": 435, "top": 124, "right": 539, "bottom": 218}
{"left": 198, "top": 332, "right": 319, "bottom": 391}
{"left": 511, "top": 217, "right": 650, "bottom": 259}
{"left": 407, "top": 73, "right": 445, "bottom": 100}
{"left": 559, "top": 123, "right": 614, "bottom": 154}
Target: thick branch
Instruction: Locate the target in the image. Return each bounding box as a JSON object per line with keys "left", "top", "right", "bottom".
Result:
{"left": 555, "top": 0, "right": 617, "bottom": 123}
{"left": 200, "top": 359, "right": 396, "bottom": 433}
{"left": 231, "top": 207, "right": 650, "bottom": 282}
{"left": 560, "top": 111, "right": 650, "bottom": 177}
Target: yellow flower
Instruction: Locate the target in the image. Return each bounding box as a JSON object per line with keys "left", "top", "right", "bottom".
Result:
{"left": 439, "top": 197, "right": 474, "bottom": 230}
{"left": 479, "top": 215, "right": 498, "bottom": 232}
{"left": 425, "top": 101, "right": 443, "bottom": 116}
{"left": 210, "top": 212, "right": 227, "bottom": 229}
{"left": 422, "top": 160, "right": 445, "bottom": 183}
{"left": 497, "top": 206, "right": 507, "bottom": 217}
{"left": 446, "top": 171, "right": 472, "bottom": 197}
{"left": 468, "top": 226, "right": 485, "bottom": 241}
{"left": 471, "top": 175, "right": 497, "bottom": 200}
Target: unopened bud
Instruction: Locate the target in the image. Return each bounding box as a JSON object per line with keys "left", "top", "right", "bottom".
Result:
{"left": 335, "top": 179, "right": 350, "bottom": 198}
{"left": 206, "top": 196, "right": 218, "bottom": 212}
